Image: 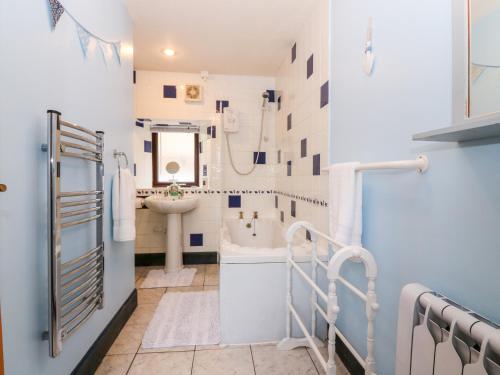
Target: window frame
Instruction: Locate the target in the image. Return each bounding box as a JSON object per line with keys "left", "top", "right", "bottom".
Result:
{"left": 152, "top": 132, "right": 200, "bottom": 187}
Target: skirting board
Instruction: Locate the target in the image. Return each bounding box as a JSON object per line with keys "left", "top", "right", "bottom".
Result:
{"left": 335, "top": 335, "right": 364, "bottom": 375}
{"left": 71, "top": 289, "right": 137, "bottom": 375}
{"left": 135, "top": 252, "right": 218, "bottom": 266}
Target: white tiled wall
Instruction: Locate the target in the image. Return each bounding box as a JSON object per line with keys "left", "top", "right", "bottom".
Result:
{"left": 275, "top": 0, "right": 330, "bottom": 234}
{"left": 133, "top": 71, "right": 277, "bottom": 253}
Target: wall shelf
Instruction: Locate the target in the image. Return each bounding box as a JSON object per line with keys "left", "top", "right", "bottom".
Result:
{"left": 413, "top": 115, "right": 500, "bottom": 142}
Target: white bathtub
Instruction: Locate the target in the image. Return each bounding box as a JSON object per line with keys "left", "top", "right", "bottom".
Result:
{"left": 220, "top": 218, "right": 327, "bottom": 263}
{"left": 219, "top": 218, "right": 328, "bottom": 344}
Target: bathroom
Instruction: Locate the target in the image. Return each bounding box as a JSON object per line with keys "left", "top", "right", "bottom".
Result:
{"left": 1, "top": 0, "right": 500, "bottom": 374}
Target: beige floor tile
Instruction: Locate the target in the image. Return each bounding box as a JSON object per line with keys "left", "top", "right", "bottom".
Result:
{"left": 192, "top": 346, "right": 254, "bottom": 375}
{"left": 252, "top": 344, "right": 318, "bottom": 375}
{"left": 107, "top": 323, "right": 145, "bottom": 355}
{"left": 307, "top": 347, "right": 350, "bottom": 375}
{"left": 138, "top": 345, "right": 195, "bottom": 354}
{"left": 135, "top": 266, "right": 147, "bottom": 280}
{"left": 190, "top": 267, "right": 206, "bottom": 286}
{"left": 135, "top": 276, "right": 144, "bottom": 288}
{"left": 204, "top": 273, "right": 219, "bottom": 286}
{"left": 195, "top": 344, "right": 241, "bottom": 351}
{"left": 95, "top": 354, "right": 134, "bottom": 375}
{"left": 127, "top": 304, "right": 157, "bottom": 327}
{"left": 137, "top": 288, "right": 166, "bottom": 304}
{"left": 128, "top": 351, "right": 194, "bottom": 375}
{"left": 203, "top": 285, "right": 219, "bottom": 292}
{"left": 205, "top": 264, "right": 219, "bottom": 275}
{"left": 167, "top": 286, "right": 204, "bottom": 293}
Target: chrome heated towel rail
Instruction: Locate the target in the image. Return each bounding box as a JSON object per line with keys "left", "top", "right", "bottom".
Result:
{"left": 43, "top": 110, "right": 105, "bottom": 357}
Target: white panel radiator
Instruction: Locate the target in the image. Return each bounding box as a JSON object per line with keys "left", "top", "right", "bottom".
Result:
{"left": 396, "top": 284, "right": 500, "bottom": 374}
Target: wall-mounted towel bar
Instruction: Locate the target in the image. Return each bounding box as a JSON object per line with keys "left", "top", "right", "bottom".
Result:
{"left": 42, "top": 110, "right": 105, "bottom": 357}
{"left": 322, "top": 155, "right": 429, "bottom": 173}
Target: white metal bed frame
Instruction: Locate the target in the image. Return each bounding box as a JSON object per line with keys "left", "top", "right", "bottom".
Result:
{"left": 277, "top": 221, "right": 379, "bottom": 375}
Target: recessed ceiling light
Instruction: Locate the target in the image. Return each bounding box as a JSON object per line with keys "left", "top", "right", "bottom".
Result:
{"left": 163, "top": 48, "right": 175, "bottom": 57}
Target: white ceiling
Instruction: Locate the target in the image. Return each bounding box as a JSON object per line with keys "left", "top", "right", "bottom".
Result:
{"left": 126, "top": 0, "right": 316, "bottom": 76}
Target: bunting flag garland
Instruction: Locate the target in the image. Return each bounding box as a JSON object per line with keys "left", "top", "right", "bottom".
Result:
{"left": 47, "top": 0, "right": 122, "bottom": 65}
{"left": 48, "top": 0, "right": 64, "bottom": 29}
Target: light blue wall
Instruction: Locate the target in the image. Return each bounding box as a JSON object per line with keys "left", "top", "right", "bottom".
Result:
{"left": 330, "top": 0, "right": 500, "bottom": 374}
{"left": 0, "top": 1, "right": 135, "bottom": 374}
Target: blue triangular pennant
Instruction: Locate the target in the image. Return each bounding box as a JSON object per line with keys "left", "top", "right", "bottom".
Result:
{"left": 48, "top": 0, "right": 64, "bottom": 29}
{"left": 76, "top": 24, "right": 90, "bottom": 57}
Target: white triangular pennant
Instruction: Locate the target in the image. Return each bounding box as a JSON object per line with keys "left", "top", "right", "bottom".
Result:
{"left": 76, "top": 24, "right": 90, "bottom": 57}
{"left": 112, "top": 42, "right": 122, "bottom": 65}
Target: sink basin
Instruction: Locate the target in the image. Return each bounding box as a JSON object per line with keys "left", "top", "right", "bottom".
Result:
{"left": 144, "top": 195, "right": 199, "bottom": 214}
{"left": 143, "top": 195, "right": 199, "bottom": 273}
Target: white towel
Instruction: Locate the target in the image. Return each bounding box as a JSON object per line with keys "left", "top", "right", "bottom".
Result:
{"left": 329, "top": 162, "right": 363, "bottom": 247}
{"left": 112, "top": 168, "right": 136, "bottom": 242}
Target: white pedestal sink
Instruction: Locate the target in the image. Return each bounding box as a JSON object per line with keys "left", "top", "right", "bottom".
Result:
{"left": 144, "top": 195, "right": 199, "bottom": 273}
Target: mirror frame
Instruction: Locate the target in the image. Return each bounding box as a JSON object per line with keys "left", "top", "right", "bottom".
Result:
{"left": 453, "top": 0, "right": 500, "bottom": 125}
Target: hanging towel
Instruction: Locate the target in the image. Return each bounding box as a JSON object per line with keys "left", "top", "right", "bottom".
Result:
{"left": 328, "top": 162, "right": 363, "bottom": 246}
{"left": 112, "top": 168, "right": 136, "bottom": 242}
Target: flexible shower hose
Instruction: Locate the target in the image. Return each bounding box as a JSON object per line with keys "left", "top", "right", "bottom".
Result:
{"left": 225, "top": 107, "right": 266, "bottom": 176}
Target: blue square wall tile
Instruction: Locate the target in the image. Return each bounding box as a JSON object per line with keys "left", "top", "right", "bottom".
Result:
{"left": 320, "top": 81, "right": 329, "bottom": 108}
{"left": 313, "top": 154, "right": 321, "bottom": 175}
{"left": 287, "top": 160, "right": 292, "bottom": 176}
{"left": 291, "top": 200, "right": 296, "bottom": 217}
{"left": 307, "top": 54, "right": 314, "bottom": 79}
{"left": 291, "top": 43, "right": 297, "bottom": 63}
{"left": 253, "top": 152, "right": 266, "bottom": 164}
{"left": 163, "top": 85, "right": 177, "bottom": 98}
{"left": 144, "top": 140, "right": 152, "bottom": 153}
{"left": 301, "top": 138, "right": 307, "bottom": 158}
{"left": 266, "top": 90, "right": 276, "bottom": 103}
{"left": 228, "top": 195, "right": 241, "bottom": 208}
{"left": 190, "top": 233, "right": 203, "bottom": 247}
{"left": 216, "top": 100, "right": 229, "bottom": 113}
{"left": 287, "top": 113, "right": 292, "bottom": 131}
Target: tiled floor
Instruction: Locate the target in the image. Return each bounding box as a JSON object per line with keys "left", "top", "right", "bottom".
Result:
{"left": 95, "top": 265, "right": 349, "bottom": 375}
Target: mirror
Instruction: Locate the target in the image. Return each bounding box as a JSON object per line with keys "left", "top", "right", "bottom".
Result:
{"left": 468, "top": 0, "right": 500, "bottom": 118}
{"left": 166, "top": 161, "right": 180, "bottom": 175}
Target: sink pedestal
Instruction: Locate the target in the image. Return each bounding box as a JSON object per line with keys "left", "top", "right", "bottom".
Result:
{"left": 144, "top": 195, "right": 199, "bottom": 273}
{"left": 166, "top": 213, "right": 183, "bottom": 273}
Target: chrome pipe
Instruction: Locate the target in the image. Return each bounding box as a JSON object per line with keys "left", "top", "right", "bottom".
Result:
{"left": 60, "top": 130, "right": 98, "bottom": 146}
{"left": 60, "top": 141, "right": 100, "bottom": 155}
{"left": 47, "top": 110, "right": 63, "bottom": 357}
{"left": 62, "top": 283, "right": 101, "bottom": 314}
{"left": 62, "top": 260, "right": 102, "bottom": 289}
{"left": 61, "top": 206, "right": 101, "bottom": 219}
{"left": 61, "top": 245, "right": 103, "bottom": 271}
{"left": 61, "top": 253, "right": 101, "bottom": 280}
{"left": 63, "top": 302, "right": 100, "bottom": 339}
{"left": 62, "top": 257, "right": 100, "bottom": 289}
{"left": 95, "top": 131, "right": 104, "bottom": 310}
{"left": 60, "top": 199, "right": 102, "bottom": 208}
{"left": 61, "top": 151, "right": 101, "bottom": 163}
{"left": 62, "top": 274, "right": 101, "bottom": 303}
{"left": 62, "top": 290, "right": 101, "bottom": 321}
{"left": 62, "top": 297, "right": 100, "bottom": 331}
{"left": 59, "top": 190, "right": 103, "bottom": 198}
{"left": 61, "top": 214, "right": 102, "bottom": 229}
{"left": 60, "top": 120, "right": 98, "bottom": 138}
